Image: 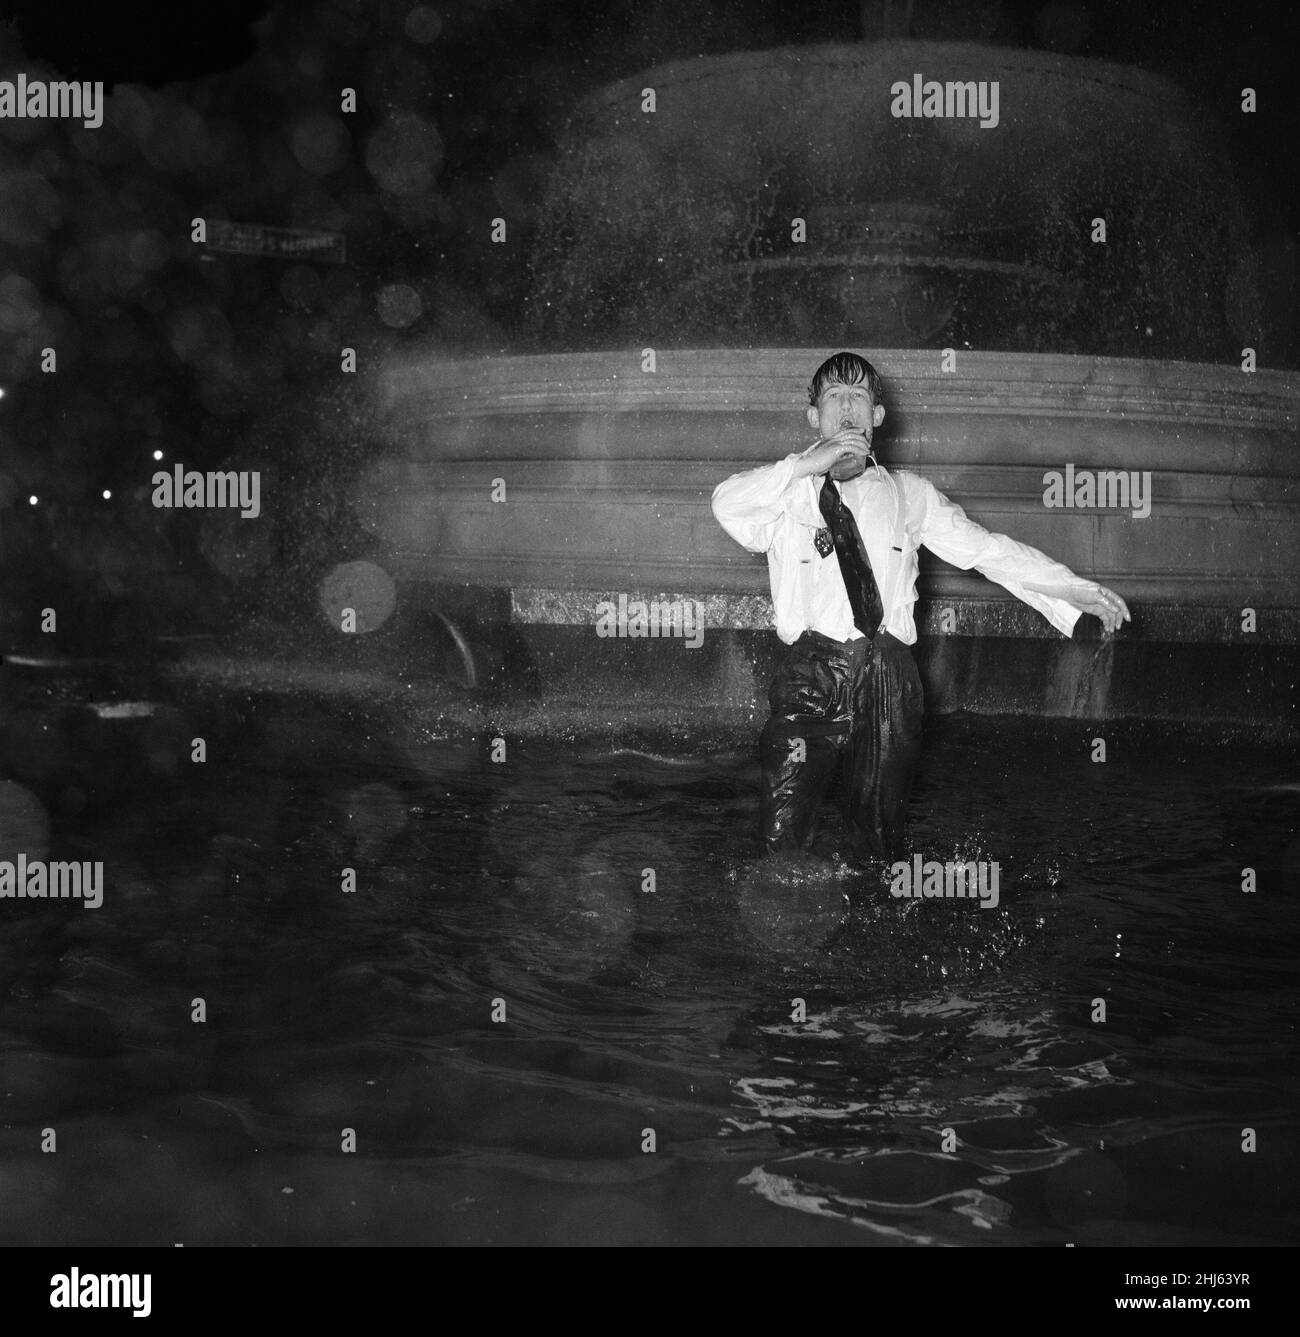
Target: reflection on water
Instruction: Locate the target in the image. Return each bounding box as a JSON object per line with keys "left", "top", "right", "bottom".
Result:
{"left": 0, "top": 683, "right": 1297, "bottom": 1245}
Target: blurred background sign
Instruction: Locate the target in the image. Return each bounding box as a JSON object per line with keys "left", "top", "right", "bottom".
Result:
{"left": 203, "top": 220, "right": 345, "bottom": 264}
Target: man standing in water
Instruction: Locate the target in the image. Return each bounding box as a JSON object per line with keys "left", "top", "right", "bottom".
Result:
{"left": 711, "top": 351, "right": 1130, "bottom": 866}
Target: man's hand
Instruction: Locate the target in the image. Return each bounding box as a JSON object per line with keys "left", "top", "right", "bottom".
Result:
{"left": 1074, "top": 585, "right": 1131, "bottom": 634}
{"left": 794, "top": 429, "right": 872, "bottom": 479}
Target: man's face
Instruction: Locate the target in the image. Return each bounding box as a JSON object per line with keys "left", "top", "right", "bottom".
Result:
{"left": 805, "top": 379, "right": 885, "bottom": 480}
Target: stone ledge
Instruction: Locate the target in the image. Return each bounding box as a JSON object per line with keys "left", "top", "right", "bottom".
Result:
{"left": 376, "top": 349, "right": 1300, "bottom": 426}
{"left": 407, "top": 581, "right": 1300, "bottom": 643}
{"left": 499, "top": 587, "right": 1300, "bottom": 644}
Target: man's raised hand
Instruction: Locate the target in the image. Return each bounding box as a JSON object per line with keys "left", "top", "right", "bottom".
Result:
{"left": 795, "top": 429, "right": 872, "bottom": 478}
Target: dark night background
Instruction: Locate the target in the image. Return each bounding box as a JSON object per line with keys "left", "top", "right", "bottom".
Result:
{"left": 1, "top": 0, "right": 1297, "bottom": 644}
{"left": 0, "top": 3, "right": 1296, "bottom": 1261}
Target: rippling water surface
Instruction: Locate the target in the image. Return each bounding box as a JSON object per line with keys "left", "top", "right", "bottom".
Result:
{"left": 1, "top": 687, "right": 1297, "bottom": 1245}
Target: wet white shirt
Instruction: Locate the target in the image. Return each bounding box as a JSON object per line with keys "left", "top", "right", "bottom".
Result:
{"left": 711, "top": 453, "right": 1103, "bottom": 646}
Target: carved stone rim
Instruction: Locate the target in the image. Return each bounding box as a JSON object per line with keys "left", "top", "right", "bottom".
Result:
{"left": 376, "top": 349, "right": 1300, "bottom": 426}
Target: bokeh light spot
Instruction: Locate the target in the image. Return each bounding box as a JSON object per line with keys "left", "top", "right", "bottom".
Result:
{"left": 0, "top": 781, "right": 52, "bottom": 863}
{"left": 405, "top": 6, "right": 443, "bottom": 43}
{"left": 377, "top": 283, "right": 422, "bottom": 328}
{"left": 365, "top": 114, "right": 442, "bottom": 197}
{"left": 318, "top": 560, "right": 398, "bottom": 634}
{"left": 735, "top": 855, "right": 852, "bottom": 953}
{"left": 291, "top": 114, "right": 351, "bottom": 176}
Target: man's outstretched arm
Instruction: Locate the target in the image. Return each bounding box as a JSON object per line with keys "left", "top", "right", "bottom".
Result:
{"left": 914, "top": 476, "right": 1131, "bottom": 635}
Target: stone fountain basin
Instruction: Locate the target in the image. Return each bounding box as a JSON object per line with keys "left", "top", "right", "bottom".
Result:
{"left": 359, "top": 348, "right": 1298, "bottom": 642}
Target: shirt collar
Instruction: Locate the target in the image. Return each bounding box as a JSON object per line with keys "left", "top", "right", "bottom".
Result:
{"left": 794, "top": 462, "right": 888, "bottom": 526}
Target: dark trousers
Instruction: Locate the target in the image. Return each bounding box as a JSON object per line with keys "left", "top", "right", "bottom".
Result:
{"left": 759, "top": 629, "right": 924, "bottom": 863}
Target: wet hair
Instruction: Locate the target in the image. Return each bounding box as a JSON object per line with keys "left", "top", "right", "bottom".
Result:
{"left": 808, "top": 351, "right": 884, "bottom": 408}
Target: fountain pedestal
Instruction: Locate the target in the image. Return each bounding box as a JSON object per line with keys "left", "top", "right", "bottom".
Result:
{"left": 358, "top": 40, "right": 1291, "bottom": 723}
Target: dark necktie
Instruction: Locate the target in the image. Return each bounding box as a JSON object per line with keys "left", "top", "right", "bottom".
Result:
{"left": 819, "top": 474, "right": 884, "bottom": 637}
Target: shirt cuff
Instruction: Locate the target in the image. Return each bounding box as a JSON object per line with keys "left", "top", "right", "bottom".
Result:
{"left": 1000, "top": 580, "right": 1086, "bottom": 637}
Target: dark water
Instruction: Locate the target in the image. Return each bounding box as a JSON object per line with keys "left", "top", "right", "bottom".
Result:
{"left": 1, "top": 680, "right": 1298, "bottom": 1245}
